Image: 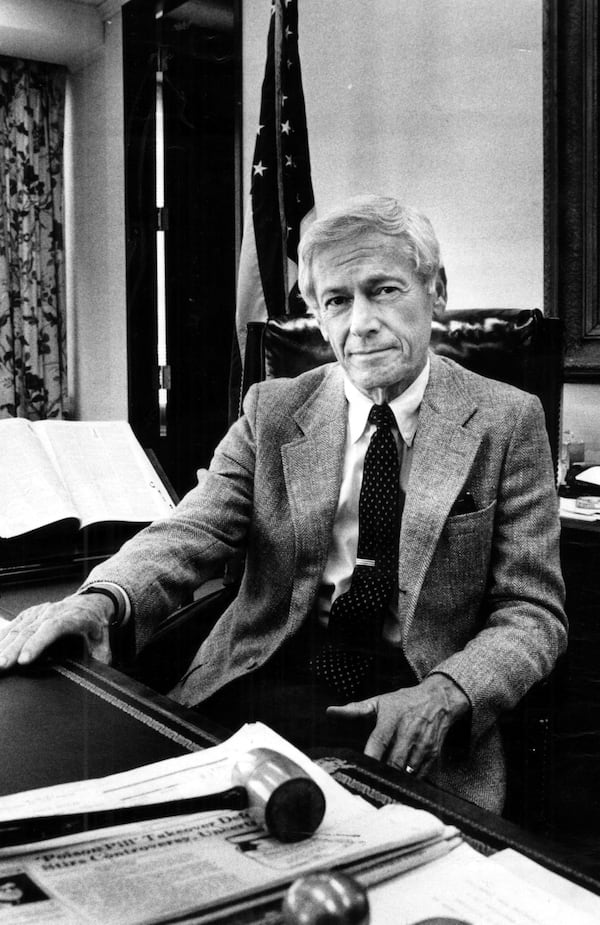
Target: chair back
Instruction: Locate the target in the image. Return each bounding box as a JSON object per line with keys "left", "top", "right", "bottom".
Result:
{"left": 243, "top": 309, "right": 562, "bottom": 470}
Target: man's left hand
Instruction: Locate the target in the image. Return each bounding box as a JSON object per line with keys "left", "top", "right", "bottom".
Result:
{"left": 326, "top": 674, "right": 470, "bottom": 777}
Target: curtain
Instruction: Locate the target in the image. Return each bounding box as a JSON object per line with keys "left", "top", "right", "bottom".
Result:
{"left": 0, "top": 56, "right": 67, "bottom": 419}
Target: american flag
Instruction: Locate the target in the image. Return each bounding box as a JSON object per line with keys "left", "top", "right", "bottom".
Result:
{"left": 230, "top": 0, "right": 315, "bottom": 417}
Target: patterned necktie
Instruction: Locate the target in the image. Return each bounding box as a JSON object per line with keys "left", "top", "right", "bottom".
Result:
{"left": 312, "top": 403, "right": 402, "bottom": 699}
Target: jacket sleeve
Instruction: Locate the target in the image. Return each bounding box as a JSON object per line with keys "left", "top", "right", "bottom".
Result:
{"left": 85, "top": 387, "right": 261, "bottom": 645}
{"left": 428, "top": 394, "right": 567, "bottom": 740}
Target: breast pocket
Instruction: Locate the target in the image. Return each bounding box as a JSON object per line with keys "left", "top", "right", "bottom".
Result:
{"left": 444, "top": 498, "right": 497, "bottom": 538}
{"left": 411, "top": 499, "right": 498, "bottom": 654}
{"left": 434, "top": 499, "right": 497, "bottom": 618}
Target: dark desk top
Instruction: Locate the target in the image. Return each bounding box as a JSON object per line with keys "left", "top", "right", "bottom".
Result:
{"left": 1, "top": 655, "right": 599, "bottom": 904}
{"left": 0, "top": 657, "right": 227, "bottom": 795}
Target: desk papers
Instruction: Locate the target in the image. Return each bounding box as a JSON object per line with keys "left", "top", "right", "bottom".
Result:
{"left": 368, "top": 842, "right": 600, "bottom": 925}
{"left": 560, "top": 496, "right": 600, "bottom": 523}
{"left": 0, "top": 723, "right": 452, "bottom": 924}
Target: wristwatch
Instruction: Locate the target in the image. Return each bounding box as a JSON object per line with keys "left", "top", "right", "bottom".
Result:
{"left": 80, "top": 584, "right": 127, "bottom": 628}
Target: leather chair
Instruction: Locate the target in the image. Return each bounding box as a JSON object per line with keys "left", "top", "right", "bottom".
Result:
{"left": 132, "top": 308, "right": 563, "bottom": 830}
{"left": 244, "top": 308, "right": 562, "bottom": 470}
{"left": 134, "top": 308, "right": 562, "bottom": 681}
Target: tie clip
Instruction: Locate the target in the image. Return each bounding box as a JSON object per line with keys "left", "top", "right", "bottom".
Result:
{"left": 356, "top": 557, "right": 376, "bottom": 568}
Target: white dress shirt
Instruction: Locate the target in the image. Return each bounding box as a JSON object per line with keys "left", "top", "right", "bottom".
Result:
{"left": 316, "top": 359, "right": 430, "bottom": 645}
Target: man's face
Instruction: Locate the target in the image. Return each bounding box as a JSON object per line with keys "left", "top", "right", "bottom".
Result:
{"left": 0, "top": 883, "right": 23, "bottom": 904}
{"left": 313, "top": 231, "right": 435, "bottom": 402}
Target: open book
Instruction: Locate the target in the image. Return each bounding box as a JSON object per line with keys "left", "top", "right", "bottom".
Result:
{"left": 0, "top": 419, "right": 176, "bottom": 543}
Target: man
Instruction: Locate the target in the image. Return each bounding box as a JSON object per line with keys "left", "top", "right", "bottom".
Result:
{"left": 0, "top": 881, "right": 24, "bottom": 906}
{"left": 0, "top": 196, "right": 566, "bottom": 813}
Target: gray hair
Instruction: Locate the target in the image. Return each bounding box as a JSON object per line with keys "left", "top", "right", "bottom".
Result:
{"left": 298, "top": 195, "right": 442, "bottom": 312}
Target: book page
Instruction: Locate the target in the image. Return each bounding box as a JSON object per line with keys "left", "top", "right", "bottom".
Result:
{"left": 0, "top": 419, "right": 77, "bottom": 538}
{"left": 34, "top": 421, "right": 176, "bottom": 528}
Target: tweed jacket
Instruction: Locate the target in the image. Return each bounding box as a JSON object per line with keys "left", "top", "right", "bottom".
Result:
{"left": 89, "top": 353, "right": 567, "bottom": 810}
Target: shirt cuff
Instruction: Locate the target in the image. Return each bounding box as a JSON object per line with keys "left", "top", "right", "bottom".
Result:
{"left": 79, "top": 582, "right": 131, "bottom": 628}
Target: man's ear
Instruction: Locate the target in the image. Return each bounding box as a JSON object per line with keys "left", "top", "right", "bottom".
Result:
{"left": 433, "top": 265, "right": 448, "bottom": 315}
{"left": 433, "top": 292, "right": 446, "bottom": 314}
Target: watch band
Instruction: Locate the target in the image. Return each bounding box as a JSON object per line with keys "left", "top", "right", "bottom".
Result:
{"left": 80, "top": 586, "right": 124, "bottom": 628}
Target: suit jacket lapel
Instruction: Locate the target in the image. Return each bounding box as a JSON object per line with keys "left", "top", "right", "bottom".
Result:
{"left": 278, "top": 357, "right": 483, "bottom": 638}
{"left": 399, "top": 355, "right": 482, "bottom": 640}
{"left": 281, "top": 365, "right": 347, "bottom": 626}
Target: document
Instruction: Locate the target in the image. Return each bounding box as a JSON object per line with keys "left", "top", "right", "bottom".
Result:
{"left": 368, "top": 841, "right": 599, "bottom": 925}
{"left": 491, "top": 849, "right": 600, "bottom": 921}
{"left": 560, "top": 496, "right": 600, "bottom": 522}
{"left": 0, "top": 419, "right": 175, "bottom": 539}
{"left": 0, "top": 724, "right": 452, "bottom": 924}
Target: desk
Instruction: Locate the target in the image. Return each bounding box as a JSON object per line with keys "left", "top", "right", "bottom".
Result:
{"left": 0, "top": 657, "right": 227, "bottom": 797}
{"left": 0, "top": 552, "right": 107, "bottom": 622}
{"left": 543, "top": 520, "right": 600, "bottom": 851}
{"left": 493, "top": 518, "right": 600, "bottom": 849}
{"left": 1, "top": 654, "right": 599, "bottom": 914}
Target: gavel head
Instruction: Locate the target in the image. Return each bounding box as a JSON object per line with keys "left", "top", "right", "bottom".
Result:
{"left": 231, "top": 748, "right": 326, "bottom": 843}
{"left": 282, "top": 871, "right": 370, "bottom": 925}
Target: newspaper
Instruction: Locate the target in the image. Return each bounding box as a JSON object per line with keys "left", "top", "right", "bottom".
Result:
{"left": 0, "top": 723, "right": 367, "bottom": 824}
{"left": 0, "top": 724, "right": 451, "bottom": 924}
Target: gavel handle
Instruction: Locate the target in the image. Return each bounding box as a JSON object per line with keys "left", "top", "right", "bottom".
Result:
{"left": 0, "top": 786, "right": 249, "bottom": 849}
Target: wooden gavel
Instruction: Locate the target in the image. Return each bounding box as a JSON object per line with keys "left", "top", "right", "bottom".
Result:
{"left": 0, "top": 748, "right": 326, "bottom": 848}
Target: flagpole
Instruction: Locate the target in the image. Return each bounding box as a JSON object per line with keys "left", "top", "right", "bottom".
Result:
{"left": 273, "top": 0, "right": 289, "bottom": 311}
{"left": 230, "top": 0, "right": 315, "bottom": 418}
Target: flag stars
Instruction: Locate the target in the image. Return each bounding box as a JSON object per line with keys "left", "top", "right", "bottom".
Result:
{"left": 253, "top": 161, "right": 268, "bottom": 177}
{"left": 285, "top": 155, "right": 294, "bottom": 167}
{"left": 281, "top": 120, "right": 292, "bottom": 135}
{"left": 285, "top": 26, "right": 293, "bottom": 38}
{"left": 257, "top": 124, "right": 265, "bottom": 136}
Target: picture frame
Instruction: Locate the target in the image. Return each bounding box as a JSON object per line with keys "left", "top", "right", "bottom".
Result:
{"left": 545, "top": 0, "right": 600, "bottom": 380}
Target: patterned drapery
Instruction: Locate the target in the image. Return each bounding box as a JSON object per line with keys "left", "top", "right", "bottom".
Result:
{"left": 0, "top": 57, "right": 67, "bottom": 419}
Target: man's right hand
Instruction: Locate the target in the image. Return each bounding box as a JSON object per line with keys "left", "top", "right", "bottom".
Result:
{"left": 0, "top": 594, "right": 114, "bottom": 671}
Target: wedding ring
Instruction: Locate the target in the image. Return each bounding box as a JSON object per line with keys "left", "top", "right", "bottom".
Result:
{"left": 405, "top": 764, "right": 415, "bottom": 775}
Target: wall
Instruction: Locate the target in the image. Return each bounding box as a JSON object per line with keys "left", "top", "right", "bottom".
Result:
{"left": 0, "top": 0, "right": 128, "bottom": 421}
{"left": 0, "top": 0, "right": 102, "bottom": 67}
{"left": 67, "top": 14, "right": 128, "bottom": 420}
{"left": 3, "top": 2, "right": 597, "bottom": 449}
{"left": 243, "top": 0, "right": 544, "bottom": 311}
{"left": 243, "top": 0, "right": 599, "bottom": 463}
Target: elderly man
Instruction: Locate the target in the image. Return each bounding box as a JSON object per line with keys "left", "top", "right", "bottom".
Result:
{"left": 0, "top": 196, "right": 566, "bottom": 813}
